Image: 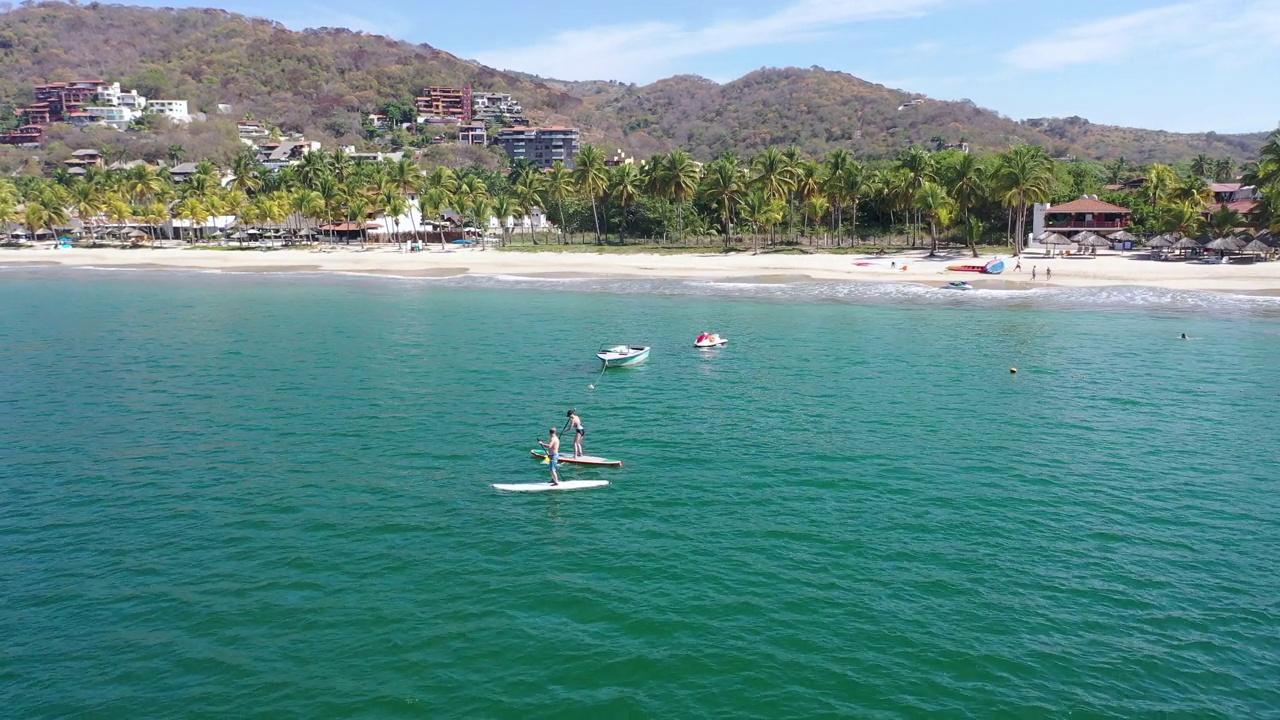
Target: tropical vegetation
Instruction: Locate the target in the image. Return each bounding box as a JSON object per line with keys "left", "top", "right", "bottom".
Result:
{"left": 4, "top": 129, "right": 1278, "bottom": 253}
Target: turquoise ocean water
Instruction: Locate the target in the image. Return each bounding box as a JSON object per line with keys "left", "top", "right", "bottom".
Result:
{"left": 2, "top": 268, "right": 1278, "bottom": 717}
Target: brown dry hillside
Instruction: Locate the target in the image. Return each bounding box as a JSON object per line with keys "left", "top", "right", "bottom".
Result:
{"left": 538, "top": 67, "right": 1269, "bottom": 163}
{"left": 0, "top": 1, "right": 582, "bottom": 142}
{"left": 0, "top": 2, "right": 1269, "bottom": 164}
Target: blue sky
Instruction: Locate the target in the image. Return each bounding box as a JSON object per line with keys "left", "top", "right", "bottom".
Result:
{"left": 131, "top": 0, "right": 1279, "bottom": 134}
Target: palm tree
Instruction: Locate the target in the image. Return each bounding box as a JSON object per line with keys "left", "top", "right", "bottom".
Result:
{"left": 546, "top": 161, "right": 574, "bottom": 242}
{"left": 491, "top": 194, "right": 517, "bottom": 248}
{"left": 790, "top": 159, "right": 821, "bottom": 243}
{"left": 297, "top": 150, "right": 330, "bottom": 190}
{"left": 380, "top": 188, "right": 410, "bottom": 251}
{"left": 750, "top": 147, "right": 796, "bottom": 217}
{"left": 1144, "top": 164, "right": 1178, "bottom": 207}
{"left": 608, "top": 163, "right": 643, "bottom": 241}
{"left": 289, "top": 189, "right": 323, "bottom": 240}
{"left": 22, "top": 196, "right": 68, "bottom": 241}
{"left": 964, "top": 216, "right": 984, "bottom": 258}
{"left": 896, "top": 145, "right": 935, "bottom": 243}
{"left": 347, "top": 197, "right": 371, "bottom": 247}
{"left": 513, "top": 171, "right": 546, "bottom": 243}
{"left": 835, "top": 162, "right": 870, "bottom": 245}
{"left": 1191, "top": 154, "right": 1212, "bottom": 179}
{"left": 665, "top": 150, "right": 702, "bottom": 243}
{"left": 1104, "top": 157, "right": 1129, "bottom": 185}
{"left": 1206, "top": 204, "right": 1244, "bottom": 236}
{"left": 573, "top": 145, "right": 608, "bottom": 243}
{"left": 739, "top": 188, "right": 785, "bottom": 255}
{"left": 944, "top": 152, "right": 987, "bottom": 224}
{"left": 467, "top": 194, "right": 494, "bottom": 249}
{"left": 124, "top": 165, "right": 164, "bottom": 205}
{"left": 1211, "top": 157, "right": 1236, "bottom": 183}
{"left": 995, "top": 144, "right": 1055, "bottom": 254}
{"left": 68, "top": 181, "right": 104, "bottom": 245}
{"left": 1158, "top": 202, "right": 1202, "bottom": 236}
{"left": 699, "top": 158, "right": 745, "bottom": 246}
{"left": 801, "top": 195, "right": 829, "bottom": 242}
{"left": 914, "top": 181, "right": 954, "bottom": 256}
{"left": 1245, "top": 128, "right": 1280, "bottom": 190}
{"left": 418, "top": 187, "right": 453, "bottom": 249}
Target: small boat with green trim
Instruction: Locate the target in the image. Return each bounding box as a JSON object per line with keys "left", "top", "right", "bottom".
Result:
{"left": 597, "top": 344, "right": 650, "bottom": 368}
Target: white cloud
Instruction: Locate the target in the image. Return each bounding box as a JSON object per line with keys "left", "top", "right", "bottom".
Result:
{"left": 1004, "top": 0, "right": 1280, "bottom": 72}
{"left": 472, "top": 0, "right": 950, "bottom": 81}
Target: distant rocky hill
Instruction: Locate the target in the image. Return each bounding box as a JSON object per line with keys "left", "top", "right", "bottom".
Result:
{"left": 0, "top": 2, "right": 1269, "bottom": 164}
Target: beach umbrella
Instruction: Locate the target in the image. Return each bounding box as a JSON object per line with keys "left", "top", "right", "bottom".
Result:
{"left": 1241, "top": 239, "right": 1271, "bottom": 255}
{"left": 1036, "top": 231, "right": 1070, "bottom": 255}
{"left": 1107, "top": 230, "right": 1138, "bottom": 244}
{"left": 1147, "top": 235, "right": 1174, "bottom": 248}
{"left": 1172, "top": 236, "right": 1203, "bottom": 249}
{"left": 1078, "top": 234, "right": 1112, "bottom": 248}
{"left": 1204, "top": 236, "right": 1243, "bottom": 252}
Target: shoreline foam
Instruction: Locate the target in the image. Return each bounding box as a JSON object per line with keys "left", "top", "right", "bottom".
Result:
{"left": 5, "top": 246, "right": 1280, "bottom": 295}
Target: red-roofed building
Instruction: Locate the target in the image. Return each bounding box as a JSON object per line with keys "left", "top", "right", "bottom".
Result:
{"left": 1034, "top": 196, "right": 1132, "bottom": 237}
{"left": 0, "top": 125, "right": 44, "bottom": 146}
{"left": 1203, "top": 200, "right": 1261, "bottom": 227}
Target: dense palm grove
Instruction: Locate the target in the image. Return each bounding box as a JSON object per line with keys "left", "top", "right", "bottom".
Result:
{"left": 3, "top": 129, "right": 1279, "bottom": 253}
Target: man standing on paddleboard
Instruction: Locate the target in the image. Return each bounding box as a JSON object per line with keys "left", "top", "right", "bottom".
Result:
{"left": 538, "top": 428, "right": 561, "bottom": 485}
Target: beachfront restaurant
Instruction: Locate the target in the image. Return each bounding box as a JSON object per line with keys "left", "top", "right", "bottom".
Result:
{"left": 1041, "top": 196, "right": 1133, "bottom": 232}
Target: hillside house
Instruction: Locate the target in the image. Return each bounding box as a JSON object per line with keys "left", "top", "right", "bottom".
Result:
{"left": 458, "top": 122, "right": 488, "bottom": 146}
{"left": 415, "top": 86, "right": 471, "bottom": 122}
{"left": 257, "top": 140, "right": 321, "bottom": 170}
{"left": 0, "top": 125, "right": 43, "bottom": 146}
{"left": 148, "top": 100, "right": 190, "bottom": 123}
{"left": 65, "top": 149, "right": 105, "bottom": 169}
{"left": 472, "top": 92, "right": 527, "bottom": 126}
{"left": 237, "top": 120, "right": 270, "bottom": 138}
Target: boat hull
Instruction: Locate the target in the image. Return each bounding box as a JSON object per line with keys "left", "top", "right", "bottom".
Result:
{"left": 597, "top": 347, "right": 650, "bottom": 367}
{"left": 694, "top": 339, "right": 729, "bottom": 348}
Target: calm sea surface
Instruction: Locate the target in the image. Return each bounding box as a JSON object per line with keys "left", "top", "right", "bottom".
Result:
{"left": 2, "top": 268, "right": 1278, "bottom": 718}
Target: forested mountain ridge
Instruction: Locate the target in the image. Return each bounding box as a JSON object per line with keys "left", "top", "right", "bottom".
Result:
{"left": 0, "top": 1, "right": 1270, "bottom": 166}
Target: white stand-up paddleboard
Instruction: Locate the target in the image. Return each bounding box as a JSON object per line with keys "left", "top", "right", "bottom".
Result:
{"left": 493, "top": 480, "right": 610, "bottom": 493}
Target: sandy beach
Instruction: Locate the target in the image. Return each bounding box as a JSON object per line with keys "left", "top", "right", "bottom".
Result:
{"left": 4, "top": 245, "right": 1280, "bottom": 294}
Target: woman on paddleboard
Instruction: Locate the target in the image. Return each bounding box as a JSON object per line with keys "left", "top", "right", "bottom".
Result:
{"left": 564, "top": 409, "right": 585, "bottom": 458}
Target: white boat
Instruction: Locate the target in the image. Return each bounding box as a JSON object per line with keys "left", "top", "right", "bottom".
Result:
{"left": 944, "top": 281, "right": 974, "bottom": 291}
{"left": 597, "top": 344, "right": 650, "bottom": 367}
{"left": 694, "top": 334, "right": 729, "bottom": 348}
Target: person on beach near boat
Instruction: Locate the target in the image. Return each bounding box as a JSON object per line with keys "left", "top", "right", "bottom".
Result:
{"left": 563, "top": 409, "right": 585, "bottom": 457}
{"left": 538, "top": 428, "right": 561, "bottom": 485}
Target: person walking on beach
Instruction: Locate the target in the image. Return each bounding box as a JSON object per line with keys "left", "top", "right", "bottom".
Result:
{"left": 1014, "top": 257, "right": 1022, "bottom": 271}
{"left": 538, "top": 428, "right": 561, "bottom": 485}
{"left": 564, "top": 409, "right": 585, "bottom": 458}
{"left": 1046, "top": 267, "right": 1052, "bottom": 281}
{"left": 1031, "top": 266, "right": 1037, "bottom": 280}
